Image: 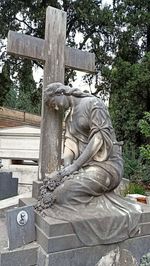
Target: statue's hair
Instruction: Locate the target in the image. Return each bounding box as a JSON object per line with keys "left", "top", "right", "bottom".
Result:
{"left": 44, "top": 83, "right": 92, "bottom": 103}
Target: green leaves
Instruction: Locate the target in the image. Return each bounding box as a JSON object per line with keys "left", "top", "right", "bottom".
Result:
{"left": 139, "top": 112, "right": 150, "bottom": 161}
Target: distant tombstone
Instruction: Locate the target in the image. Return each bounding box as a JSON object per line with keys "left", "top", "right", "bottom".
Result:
{"left": 6, "top": 206, "right": 35, "bottom": 250}
{"left": 0, "top": 172, "right": 18, "bottom": 200}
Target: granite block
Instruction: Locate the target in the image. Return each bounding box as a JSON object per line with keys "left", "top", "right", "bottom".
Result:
{"left": 36, "top": 225, "right": 83, "bottom": 253}
{"left": 0, "top": 172, "right": 18, "bottom": 200}
{"left": 35, "top": 211, "right": 73, "bottom": 237}
{"left": 19, "top": 197, "right": 37, "bottom": 207}
{"left": 6, "top": 206, "right": 36, "bottom": 250}
{"left": 0, "top": 242, "right": 39, "bottom": 266}
{"left": 32, "top": 181, "right": 43, "bottom": 199}
{"left": 37, "top": 235, "right": 150, "bottom": 266}
{"left": 140, "top": 205, "right": 150, "bottom": 223}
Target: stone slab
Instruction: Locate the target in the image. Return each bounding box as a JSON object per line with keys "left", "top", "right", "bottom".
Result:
{"left": 35, "top": 210, "right": 150, "bottom": 237}
{"left": 32, "top": 180, "right": 43, "bottom": 199}
{"left": 0, "top": 192, "right": 32, "bottom": 219}
{"left": 0, "top": 217, "right": 8, "bottom": 250}
{"left": 6, "top": 206, "right": 36, "bottom": 250}
{"left": 20, "top": 198, "right": 150, "bottom": 239}
{"left": 34, "top": 207, "right": 150, "bottom": 255}
{"left": 0, "top": 125, "right": 40, "bottom": 160}
{"left": 140, "top": 203, "right": 150, "bottom": 223}
{"left": 37, "top": 235, "right": 150, "bottom": 266}
{"left": 36, "top": 224, "right": 83, "bottom": 253}
{"left": 0, "top": 172, "right": 18, "bottom": 200}
{"left": 35, "top": 211, "right": 73, "bottom": 237}
{"left": 36, "top": 220, "right": 150, "bottom": 254}
{"left": 0, "top": 242, "right": 39, "bottom": 266}
{"left": 19, "top": 197, "right": 37, "bottom": 208}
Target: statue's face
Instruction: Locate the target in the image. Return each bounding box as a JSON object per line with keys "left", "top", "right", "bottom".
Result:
{"left": 50, "top": 95, "right": 70, "bottom": 111}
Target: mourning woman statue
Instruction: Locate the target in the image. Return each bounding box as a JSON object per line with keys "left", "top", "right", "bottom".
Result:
{"left": 36, "top": 83, "right": 141, "bottom": 245}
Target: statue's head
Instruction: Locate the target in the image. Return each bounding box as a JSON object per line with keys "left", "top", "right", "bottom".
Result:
{"left": 44, "top": 82, "right": 91, "bottom": 110}
{"left": 44, "top": 83, "right": 70, "bottom": 110}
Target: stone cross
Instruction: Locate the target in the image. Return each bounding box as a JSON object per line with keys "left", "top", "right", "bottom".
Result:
{"left": 7, "top": 6, "right": 95, "bottom": 180}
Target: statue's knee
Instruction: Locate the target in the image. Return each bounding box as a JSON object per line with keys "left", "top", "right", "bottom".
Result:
{"left": 54, "top": 183, "right": 68, "bottom": 204}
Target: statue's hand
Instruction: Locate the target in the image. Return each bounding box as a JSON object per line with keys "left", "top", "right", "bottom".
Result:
{"left": 60, "top": 164, "right": 78, "bottom": 177}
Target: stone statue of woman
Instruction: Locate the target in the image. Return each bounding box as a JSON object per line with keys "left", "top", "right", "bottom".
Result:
{"left": 36, "top": 83, "right": 141, "bottom": 245}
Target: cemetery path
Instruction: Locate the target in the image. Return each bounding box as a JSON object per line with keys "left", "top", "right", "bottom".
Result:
{"left": 0, "top": 217, "right": 8, "bottom": 249}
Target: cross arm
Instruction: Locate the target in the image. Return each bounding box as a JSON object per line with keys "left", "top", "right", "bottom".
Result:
{"left": 7, "top": 30, "right": 45, "bottom": 62}
{"left": 7, "top": 30, "right": 95, "bottom": 74}
{"left": 65, "top": 46, "right": 95, "bottom": 74}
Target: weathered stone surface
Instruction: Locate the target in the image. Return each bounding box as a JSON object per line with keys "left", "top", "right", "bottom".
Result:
{"left": 0, "top": 242, "right": 39, "bottom": 266}
{"left": 115, "top": 178, "right": 130, "bottom": 196}
{"left": 0, "top": 217, "right": 8, "bottom": 250}
{"left": 34, "top": 203, "right": 150, "bottom": 265}
{"left": 96, "top": 248, "right": 138, "bottom": 266}
{"left": 35, "top": 211, "right": 73, "bottom": 237}
{"left": 16, "top": 198, "right": 150, "bottom": 265}
{"left": 37, "top": 235, "right": 150, "bottom": 266}
{"left": 19, "top": 197, "right": 37, "bottom": 208}
{"left": 32, "top": 180, "right": 43, "bottom": 199}
{"left": 37, "top": 247, "right": 47, "bottom": 266}
{"left": 0, "top": 125, "right": 40, "bottom": 160}
{"left": 0, "top": 172, "right": 18, "bottom": 200}
{"left": 35, "top": 209, "right": 150, "bottom": 239}
{"left": 36, "top": 225, "right": 83, "bottom": 253}
{"left": 6, "top": 206, "right": 35, "bottom": 250}
{"left": 19, "top": 198, "right": 150, "bottom": 241}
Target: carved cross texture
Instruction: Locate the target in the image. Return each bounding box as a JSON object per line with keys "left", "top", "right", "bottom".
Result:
{"left": 7, "top": 6, "right": 95, "bottom": 179}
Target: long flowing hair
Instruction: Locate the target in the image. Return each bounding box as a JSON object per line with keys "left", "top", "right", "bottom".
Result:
{"left": 44, "top": 83, "right": 92, "bottom": 104}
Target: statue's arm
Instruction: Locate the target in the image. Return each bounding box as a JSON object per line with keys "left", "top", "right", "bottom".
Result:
{"left": 63, "top": 146, "right": 74, "bottom": 167}
{"left": 61, "top": 132, "right": 103, "bottom": 177}
{"left": 74, "top": 132, "right": 103, "bottom": 169}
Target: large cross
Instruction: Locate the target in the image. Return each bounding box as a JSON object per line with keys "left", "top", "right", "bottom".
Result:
{"left": 7, "top": 6, "right": 95, "bottom": 180}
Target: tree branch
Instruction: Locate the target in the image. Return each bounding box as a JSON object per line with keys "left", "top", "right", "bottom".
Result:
{"left": 15, "top": 17, "right": 34, "bottom": 32}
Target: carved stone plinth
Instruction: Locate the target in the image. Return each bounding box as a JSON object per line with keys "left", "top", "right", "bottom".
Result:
{"left": 19, "top": 198, "right": 150, "bottom": 266}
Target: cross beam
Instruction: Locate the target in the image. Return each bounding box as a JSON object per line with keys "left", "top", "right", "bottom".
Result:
{"left": 7, "top": 6, "right": 95, "bottom": 180}
{"left": 7, "top": 31, "right": 95, "bottom": 73}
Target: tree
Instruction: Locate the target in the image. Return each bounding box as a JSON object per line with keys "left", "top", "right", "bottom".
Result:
{"left": 108, "top": 54, "right": 150, "bottom": 147}
{"left": 0, "top": 0, "right": 114, "bottom": 113}
{"left": 139, "top": 112, "right": 150, "bottom": 161}
{"left": 106, "top": 0, "right": 150, "bottom": 149}
{"left": 0, "top": 61, "right": 12, "bottom": 105}
{"left": 15, "top": 59, "right": 41, "bottom": 114}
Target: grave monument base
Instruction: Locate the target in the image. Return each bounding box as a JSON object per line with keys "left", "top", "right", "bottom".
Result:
{"left": 0, "top": 197, "right": 150, "bottom": 265}
{"left": 18, "top": 197, "right": 150, "bottom": 266}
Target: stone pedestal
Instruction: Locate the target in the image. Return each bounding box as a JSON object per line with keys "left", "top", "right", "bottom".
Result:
{"left": 0, "top": 172, "right": 18, "bottom": 200}
{"left": 19, "top": 198, "right": 150, "bottom": 266}
{"left": 34, "top": 207, "right": 150, "bottom": 266}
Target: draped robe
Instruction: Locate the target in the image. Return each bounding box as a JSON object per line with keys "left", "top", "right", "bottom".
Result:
{"left": 45, "top": 96, "right": 141, "bottom": 245}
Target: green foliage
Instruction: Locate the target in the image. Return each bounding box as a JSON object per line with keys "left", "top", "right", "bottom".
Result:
{"left": 3, "top": 87, "right": 17, "bottom": 109}
{"left": 123, "top": 182, "right": 146, "bottom": 196}
{"left": 109, "top": 53, "right": 150, "bottom": 147}
{"left": 15, "top": 59, "right": 42, "bottom": 114}
{"left": 0, "top": 0, "right": 114, "bottom": 113}
{"left": 105, "top": 0, "right": 150, "bottom": 151}
{"left": 139, "top": 112, "right": 150, "bottom": 160}
{"left": 123, "top": 145, "right": 150, "bottom": 185}
{"left": 0, "top": 62, "right": 12, "bottom": 105}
